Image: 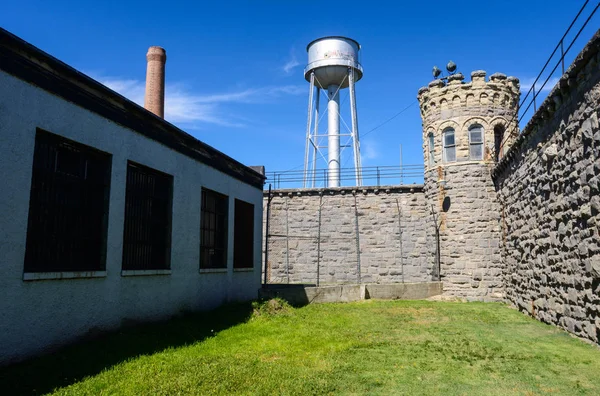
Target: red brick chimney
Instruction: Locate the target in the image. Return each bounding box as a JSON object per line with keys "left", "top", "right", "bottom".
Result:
{"left": 144, "top": 46, "right": 166, "bottom": 118}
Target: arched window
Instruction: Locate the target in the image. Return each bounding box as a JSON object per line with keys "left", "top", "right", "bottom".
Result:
{"left": 442, "top": 128, "right": 456, "bottom": 163}
{"left": 469, "top": 125, "right": 484, "bottom": 160}
{"left": 494, "top": 125, "right": 505, "bottom": 162}
{"left": 428, "top": 132, "right": 435, "bottom": 167}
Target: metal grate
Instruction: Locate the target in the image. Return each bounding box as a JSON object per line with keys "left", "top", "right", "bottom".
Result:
{"left": 233, "top": 199, "right": 254, "bottom": 269}
{"left": 200, "top": 188, "right": 228, "bottom": 269}
{"left": 24, "top": 129, "right": 111, "bottom": 273}
{"left": 122, "top": 162, "right": 172, "bottom": 270}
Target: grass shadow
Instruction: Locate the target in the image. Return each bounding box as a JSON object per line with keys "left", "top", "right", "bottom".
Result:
{"left": 0, "top": 302, "right": 255, "bottom": 395}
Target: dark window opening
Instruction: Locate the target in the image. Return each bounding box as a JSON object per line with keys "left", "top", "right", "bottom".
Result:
{"left": 427, "top": 132, "right": 435, "bottom": 167}
{"left": 24, "top": 129, "right": 111, "bottom": 273}
{"left": 234, "top": 199, "right": 254, "bottom": 269}
{"left": 122, "top": 162, "right": 173, "bottom": 271}
{"left": 494, "top": 125, "right": 505, "bottom": 162}
{"left": 200, "top": 188, "right": 228, "bottom": 269}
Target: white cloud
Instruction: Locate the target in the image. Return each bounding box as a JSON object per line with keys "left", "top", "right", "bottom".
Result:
{"left": 361, "top": 139, "right": 380, "bottom": 161}
{"left": 283, "top": 58, "right": 300, "bottom": 74}
{"left": 282, "top": 48, "right": 300, "bottom": 74}
{"left": 520, "top": 76, "right": 560, "bottom": 94}
{"left": 93, "top": 76, "right": 303, "bottom": 128}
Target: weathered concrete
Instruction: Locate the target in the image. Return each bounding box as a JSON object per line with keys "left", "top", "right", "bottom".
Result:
{"left": 259, "top": 282, "right": 443, "bottom": 305}
{"left": 493, "top": 30, "right": 600, "bottom": 343}
{"left": 366, "top": 282, "right": 443, "bottom": 300}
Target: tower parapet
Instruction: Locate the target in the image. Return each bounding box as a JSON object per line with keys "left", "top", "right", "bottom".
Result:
{"left": 418, "top": 71, "right": 520, "bottom": 166}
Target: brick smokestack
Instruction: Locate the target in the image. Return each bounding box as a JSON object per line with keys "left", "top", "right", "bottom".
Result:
{"left": 144, "top": 46, "right": 166, "bottom": 118}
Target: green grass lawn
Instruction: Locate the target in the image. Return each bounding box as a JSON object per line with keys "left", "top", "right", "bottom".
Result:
{"left": 2, "top": 299, "right": 600, "bottom": 395}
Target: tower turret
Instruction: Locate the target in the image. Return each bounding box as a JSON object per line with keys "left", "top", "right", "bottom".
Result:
{"left": 418, "top": 70, "right": 520, "bottom": 300}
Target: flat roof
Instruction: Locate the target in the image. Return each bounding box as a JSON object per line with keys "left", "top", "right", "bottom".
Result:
{"left": 0, "top": 28, "right": 265, "bottom": 190}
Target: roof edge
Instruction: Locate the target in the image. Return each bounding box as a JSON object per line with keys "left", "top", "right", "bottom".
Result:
{"left": 0, "top": 28, "right": 266, "bottom": 189}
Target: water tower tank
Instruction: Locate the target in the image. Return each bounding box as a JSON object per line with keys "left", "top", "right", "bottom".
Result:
{"left": 303, "top": 36, "right": 363, "bottom": 188}
{"left": 305, "top": 36, "right": 363, "bottom": 89}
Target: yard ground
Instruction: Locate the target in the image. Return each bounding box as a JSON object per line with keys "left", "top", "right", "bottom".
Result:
{"left": 2, "top": 299, "right": 600, "bottom": 395}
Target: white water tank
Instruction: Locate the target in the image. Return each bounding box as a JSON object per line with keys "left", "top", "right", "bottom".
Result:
{"left": 304, "top": 36, "right": 363, "bottom": 89}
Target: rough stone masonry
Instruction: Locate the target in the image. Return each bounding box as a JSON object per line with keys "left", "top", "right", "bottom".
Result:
{"left": 493, "top": 30, "right": 600, "bottom": 342}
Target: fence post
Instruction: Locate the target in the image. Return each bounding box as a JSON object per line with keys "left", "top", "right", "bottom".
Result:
{"left": 263, "top": 184, "right": 272, "bottom": 286}
{"left": 285, "top": 196, "right": 290, "bottom": 284}
{"left": 316, "top": 193, "right": 323, "bottom": 287}
{"left": 354, "top": 192, "right": 361, "bottom": 284}
{"left": 560, "top": 40, "right": 565, "bottom": 74}
{"left": 396, "top": 198, "right": 404, "bottom": 283}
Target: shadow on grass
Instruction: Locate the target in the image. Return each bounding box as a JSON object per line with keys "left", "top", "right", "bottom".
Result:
{"left": 0, "top": 302, "right": 254, "bottom": 395}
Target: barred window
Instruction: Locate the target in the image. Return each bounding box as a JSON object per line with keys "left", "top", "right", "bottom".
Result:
{"left": 469, "top": 125, "right": 484, "bottom": 160}
{"left": 200, "top": 188, "right": 228, "bottom": 269}
{"left": 233, "top": 199, "right": 254, "bottom": 269}
{"left": 24, "top": 130, "right": 111, "bottom": 273}
{"left": 428, "top": 132, "right": 435, "bottom": 167}
{"left": 442, "top": 128, "right": 456, "bottom": 163}
{"left": 122, "top": 162, "right": 173, "bottom": 271}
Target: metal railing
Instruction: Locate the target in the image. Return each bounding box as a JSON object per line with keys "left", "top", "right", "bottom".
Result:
{"left": 499, "top": 0, "right": 599, "bottom": 153}
{"left": 265, "top": 164, "right": 424, "bottom": 189}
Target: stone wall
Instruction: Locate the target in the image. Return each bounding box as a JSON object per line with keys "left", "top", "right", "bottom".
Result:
{"left": 263, "top": 185, "right": 433, "bottom": 285}
{"left": 493, "top": 31, "right": 600, "bottom": 342}
{"left": 425, "top": 163, "right": 504, "bottom": 300}
{"left": 417, "top": 70, "right": 519, "bottom": 300}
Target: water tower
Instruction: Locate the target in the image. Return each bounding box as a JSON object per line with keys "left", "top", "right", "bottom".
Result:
{"left": 303, "top": 36, "right": 363, "bottom": 187}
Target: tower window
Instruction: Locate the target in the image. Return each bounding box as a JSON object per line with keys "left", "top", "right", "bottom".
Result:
{"left": 428, "top": 132, "right": 435, "bottom": 167}
{"left": 469, "top": 125, "right": 484, "bottom": 160}
{"left": 442, "top": 128, "right": 456, "bottom": 163}
{"left": 494, "top": 125, "right": 505, "bottom": 162}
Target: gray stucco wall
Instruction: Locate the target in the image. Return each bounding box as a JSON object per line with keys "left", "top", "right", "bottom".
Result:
{"left": 493, "top": 31, "right": 600, "bottom": 342}
{"left": 0, "top": 70, "right": 263, "bottom": 364}
{"left": 263, "top": 186, "right": 433, "bottom": 285}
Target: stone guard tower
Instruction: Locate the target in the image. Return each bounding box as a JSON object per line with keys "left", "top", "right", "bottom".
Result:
{"left": 417, "top": 70, "right": 520, "bottom": 300}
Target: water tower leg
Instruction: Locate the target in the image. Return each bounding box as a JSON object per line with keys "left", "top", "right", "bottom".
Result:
{"left": 349, "top": 68, "right": 362, "bottom": 186}
{"left": 303, "top": 72, "right": 315, "bottom": 188}
{"left": 311, "top": 88, "right": 320, "bottom": 187}
{"left": 327, "top": 84, "right": 341, "bottom": 187}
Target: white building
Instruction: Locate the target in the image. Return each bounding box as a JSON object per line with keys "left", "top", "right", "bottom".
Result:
{"left": 0, "top": 28, "right": 265, "bottom": 364}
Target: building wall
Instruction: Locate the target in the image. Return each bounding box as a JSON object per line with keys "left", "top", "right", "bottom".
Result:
{"left": 0, "top": 70, "right": 263, "bottom": 364}
{"left": 424, "top": 163, "right": 504, "bottom": 300}
{"left": 493, "top": 31, "right": 600, "bottom": 342}
{"left": 417, "top": 71, "right": 520, "bottom": 300}
{"left": 264, "top": 186, "right": 433, "bottom": 285}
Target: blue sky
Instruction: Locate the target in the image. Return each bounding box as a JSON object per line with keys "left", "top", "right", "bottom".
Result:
{"left": 2, "top": 1, "right": 598, "bottom": 186}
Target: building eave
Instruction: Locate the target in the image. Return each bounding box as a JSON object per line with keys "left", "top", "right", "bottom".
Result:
{"left": 0, "top": 28, "right": 266, "bottom": 190}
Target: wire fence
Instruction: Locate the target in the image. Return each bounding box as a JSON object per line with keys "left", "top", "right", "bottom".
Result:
{"left": 265, "top": 164, "right": 424, "bottom": 189}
